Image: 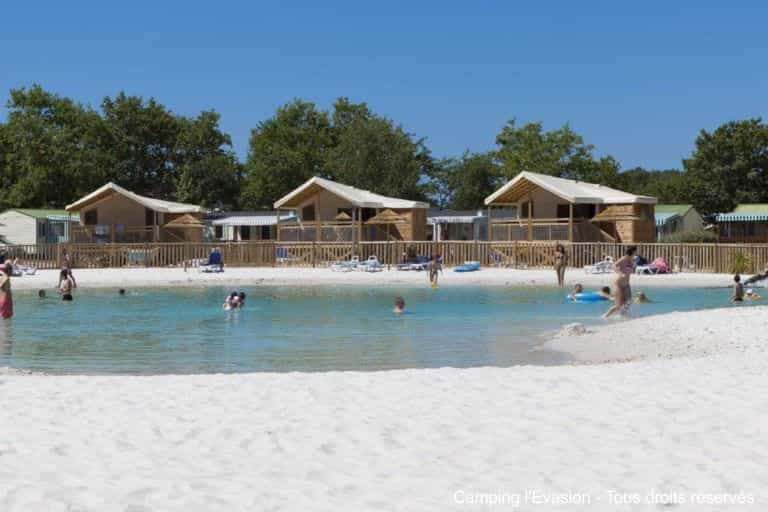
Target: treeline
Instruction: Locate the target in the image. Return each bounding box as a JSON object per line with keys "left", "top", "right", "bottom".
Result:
{"left": 2, "top": 84, "right": 768, "bottom": 216}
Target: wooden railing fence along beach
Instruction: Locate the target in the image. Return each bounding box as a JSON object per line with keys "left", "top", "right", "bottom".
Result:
{"left": 2, "top": 241, "right": 768, "bottom": 274}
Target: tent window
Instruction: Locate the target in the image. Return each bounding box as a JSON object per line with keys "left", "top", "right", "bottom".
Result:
{"left": 145, "top": 208, "right": 155, "bottom": 226}
{"left": 240, "top": 226, "right": 251, "bottom": 240}
{"left": 302, "top": 205, "right": 316, "bottom": 221}
{"left": 214, "top": 225, "right": 223, "bottom": 239}
{"left": 84, "top": 210, "right": 98, "bottom": 225}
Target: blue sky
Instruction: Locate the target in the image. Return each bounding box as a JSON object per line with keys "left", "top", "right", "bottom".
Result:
{"left": 2, "top": 1, "right": 767, "bottom": 170}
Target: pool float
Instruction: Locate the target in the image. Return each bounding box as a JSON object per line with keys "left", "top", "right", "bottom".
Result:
{"left": 454, "top": 261, "right": 480, "bottom": 273}
{"left": 566, "top": 291, "right": 609, "bottom": 303}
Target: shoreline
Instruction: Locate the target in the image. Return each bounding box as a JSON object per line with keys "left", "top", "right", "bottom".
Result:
{"left": 8, "top": 266, "right": 737, "bottom": 291}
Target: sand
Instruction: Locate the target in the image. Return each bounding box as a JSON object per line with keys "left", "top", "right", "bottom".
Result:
{"left": 2, "top": 270, "right": 767, "bottom": 510}
{"left": 9, "top": 266, "right": 738, "bottom": 291}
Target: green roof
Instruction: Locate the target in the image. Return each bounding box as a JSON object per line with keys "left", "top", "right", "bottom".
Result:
{"left": 655, "top": 204, "right": 693, "bottom": 215}
{"left": 12, "top": 209, "right": 70, "bottom": 219}
{"left": 730, "top": 204, "right": 768, "bottom": 214}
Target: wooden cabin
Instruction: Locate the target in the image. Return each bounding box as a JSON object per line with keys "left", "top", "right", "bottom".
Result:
{"left": 273, "top": 177, "right": 429, "bottom": 242}
{"left": 716, "top": 204, "right": 768, "bottom": 243}
{"left": 65, "top": 183, "right": 205, "bottom": 243}
{"left": 484, "top": 171, "right": 657, "bottom": 243}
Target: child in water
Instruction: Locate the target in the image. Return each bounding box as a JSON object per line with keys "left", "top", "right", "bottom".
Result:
{"left": 597, "top": 286, "right": 612, "bottom": 300}
{"left": 634, "top": 291, "right": 651, "bottom": 303}
{"left": 731, "top": 274, "right": 744, "bottom": 303}
{"left": 237, "top": 291, "right": 246, "bottom": 308}
{"left": 568, "top": 283, "right": 583, "bottom": 300}
{"left": 393, "top": 296, "right": 405, "bottom": 314}
{"left": 223, "top": 291, "right": 239, "bottom": 310}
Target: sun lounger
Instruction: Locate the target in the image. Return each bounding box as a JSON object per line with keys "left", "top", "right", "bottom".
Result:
{"left": 331, "top": 255, "right": 360, "bottom": 272}
{"left": 396, "top": 255, "right": 430, "bottom": 271}
{"left": 635, "top": 256, "right": 670, "bottom": 275}
{"left": 275, "top": 247, "right": 298, "bottom": 266}
{"left": 199, "top": 250, "right": 224, "bottom": 273}
{"left": 358, "top": 255, "right": 383, "bottom": 272}
{"left": 583, "top": 256, "right": 614, "bottom": 274}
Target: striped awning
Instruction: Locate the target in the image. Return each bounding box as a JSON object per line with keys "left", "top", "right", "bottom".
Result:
{"left": 211, "top": 214, "right": 295, "bottom": 227}
{"left": 716, "top": 214, "right": 768, "bottom": 222}
{"left": 427, "top": 215, "right": 482, "bottom": 224}
{"left": 655, "top": 212, "right": 680, "bottom": 227}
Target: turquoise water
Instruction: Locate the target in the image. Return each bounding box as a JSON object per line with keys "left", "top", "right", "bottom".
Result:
{"left": 0, "top": 285, "right": 755, "bottom": 374}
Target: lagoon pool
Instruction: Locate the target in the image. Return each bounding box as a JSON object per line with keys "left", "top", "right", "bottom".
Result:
{"left": 0, "top": 285, "right": 752, "bottom": 374}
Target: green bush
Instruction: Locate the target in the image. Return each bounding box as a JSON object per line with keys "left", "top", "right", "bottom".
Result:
{"left": 658, "top": 230, "right": 717, "bottom": 243}
{"left": 729, "top": 251, "right": 753, "bottom": 274}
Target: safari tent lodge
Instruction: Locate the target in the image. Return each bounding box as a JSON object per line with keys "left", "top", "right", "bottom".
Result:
{"left": 484, "top": 171, "right": 657, "bottom": 243}
{"left": 273, "top": 177, "right": 429, "bottom": 242}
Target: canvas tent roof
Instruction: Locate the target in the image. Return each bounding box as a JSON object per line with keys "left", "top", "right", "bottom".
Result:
{"left": 655, "top": 212, "right": 681, "bottom": 226}
{"left": 65, "top": 182, "right": 204, "bottom": 214}
{"left": 655, "top": 204, "right": 693, "bottom": 216}
{"left": 484, "top": 171, "right": 657, "bottom": 206}
{"left": 11, "top": 209, "right": 71, "bottom": 220}
{"left": 274, "top": 176, "right": 429, "bottom": 210}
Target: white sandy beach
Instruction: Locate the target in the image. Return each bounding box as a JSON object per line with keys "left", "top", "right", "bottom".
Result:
{"left": 1, "top": 305, "right": 767, "bottom": 510}
{"left": 9, "top": 266, "right": 739, "bottom": 291}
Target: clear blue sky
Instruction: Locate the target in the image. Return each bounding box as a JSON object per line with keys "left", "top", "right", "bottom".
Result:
{"left": 2, "top": 1, "right": 767, "bottom": 170}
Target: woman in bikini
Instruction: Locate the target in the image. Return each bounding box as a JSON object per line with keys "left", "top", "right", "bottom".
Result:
{"left": 554, "top": 244, "right": 568, "bottom": 287}
{"left": 0, "top": 264, "right": 13, "bottom": 319}
{"left": 58, "top": 269, "right": 75, "bottom": 301}
{"left": 603, "top": 246, "right": 637, "bottom": 319}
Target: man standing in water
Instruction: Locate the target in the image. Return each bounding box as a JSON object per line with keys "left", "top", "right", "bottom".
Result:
{"left": 0, "top": 263, "right": 13, "bottom": 319}
{"left": 429, "top": 253, "right": 442, "bottom": 288}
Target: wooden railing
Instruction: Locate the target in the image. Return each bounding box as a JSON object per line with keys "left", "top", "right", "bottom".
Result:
{"left": 2, "top": 241, "right": 768, "bottom": 273}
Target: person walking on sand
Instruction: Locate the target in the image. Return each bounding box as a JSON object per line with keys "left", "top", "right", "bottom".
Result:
{"left": 603, "top": 246, "right": 637, "bottom": 319}
{"left": 554, "top": 243, "right": 568, "bottom": 287}
{"left": 0, "top": 264, "right": 14, "bottom": 319}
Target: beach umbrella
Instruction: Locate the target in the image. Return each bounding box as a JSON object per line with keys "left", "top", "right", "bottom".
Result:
{"left": 365, "top": 209, "right": 409, "bottom": 268}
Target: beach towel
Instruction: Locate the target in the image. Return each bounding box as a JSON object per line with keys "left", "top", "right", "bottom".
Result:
{"left": 650, "top": 257, "right": 669, "bottom": 274}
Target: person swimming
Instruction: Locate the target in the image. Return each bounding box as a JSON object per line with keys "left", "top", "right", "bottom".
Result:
{"left": 237, "top": 291, "right": 246, "bottom": 308}
{"left": 568, "top": 283, "right": 584, "bottom": 300}
{"left": 223, "top": 291, "right": 239, "bottom": 310}
{"left": 38, "top": 289, "right": 46, "bottom": 299}
{"left": 634, "top": 291, "right": 651, "bottom": 303}
{"left": 597, "top": 286, "right": 612, "bottom": 300}
{"left": 393, "top": 296, "right": 405, "bottom": 314}
{"left": 731, "top": 274, "right": 744, "bottom": 303}
{"left": 118, "top": 289, "right": 126, "bottom": 296}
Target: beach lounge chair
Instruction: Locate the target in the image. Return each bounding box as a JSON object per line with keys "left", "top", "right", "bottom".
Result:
{"left": 583, "top": 256, "right": 614, "bottom": 274}
{"left": 636, "top": 256, "right": 670, "bottom": 275}
{"left": 331, "top": 255, "right": 361, "bottom": 272}
{"left": 199, "top": 249, "right": 224, "bottom": 273}
{"left": 396, "top": 255, "right": 430, "bottom": 271}
{"left": 358, "top": 255, "right": 383, "bottom": 272}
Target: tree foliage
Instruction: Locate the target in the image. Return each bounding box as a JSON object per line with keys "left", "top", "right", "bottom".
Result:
{"left": 683, "top": 119, "right": 768, "bottom": 214}
{"left": 427, "top": 152, "right": 502, "bottom": 210}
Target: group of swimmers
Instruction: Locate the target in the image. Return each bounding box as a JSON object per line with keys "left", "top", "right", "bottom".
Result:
{"left": 223, "top": 291, "right": 247, "bottom": 310}
{"left": 568, "top": 283, "right": 651, "bottom": 304}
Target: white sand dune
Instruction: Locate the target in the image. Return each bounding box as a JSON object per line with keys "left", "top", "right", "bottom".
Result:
{"left": 9, "top": 266, "right": 736, "bottom": 291}
{"left": 2, "top": 307, "right": 768, "bottom": 510}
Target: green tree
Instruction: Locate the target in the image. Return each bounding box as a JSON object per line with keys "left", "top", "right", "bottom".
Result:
{"left": 615, "top": 167, "right": 688, "bottom": 203}
{"left": 0, "top": 84, "right": 108, "bottom": 209}
{"left": 175, "top": 111, "right": 242, "bottom": 208}
{"left": 100, "top": 92, "right": 181, "bottom": 198}
{"left": 326, "top": 98, "right": 431, "bottom": 200}
{"left": 683, "top": 119, "right": 768, "bottom": 214}
{"left": 241, "top": 99, "right": 332, "bottom": 209}
{"left": 427, "top": 152, "right": 501, "bottom": 210}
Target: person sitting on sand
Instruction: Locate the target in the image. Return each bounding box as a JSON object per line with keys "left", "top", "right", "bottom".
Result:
{"left": 568, "top": 283, "right": 584, "bottom": 300}
{"left": 597, "top": 286, "right": 612, "bottom": 300}
{"left": 58, "top": 269, "right": 75, "bottom": 301}
{"left": 731, "top": 274, "right": 744, "bottom": 303}
{"left": 393, "top": 296, "right": 405, "bottom": 314}
{"left": 634, "top": 291, "right": 651, "bottom": 303}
